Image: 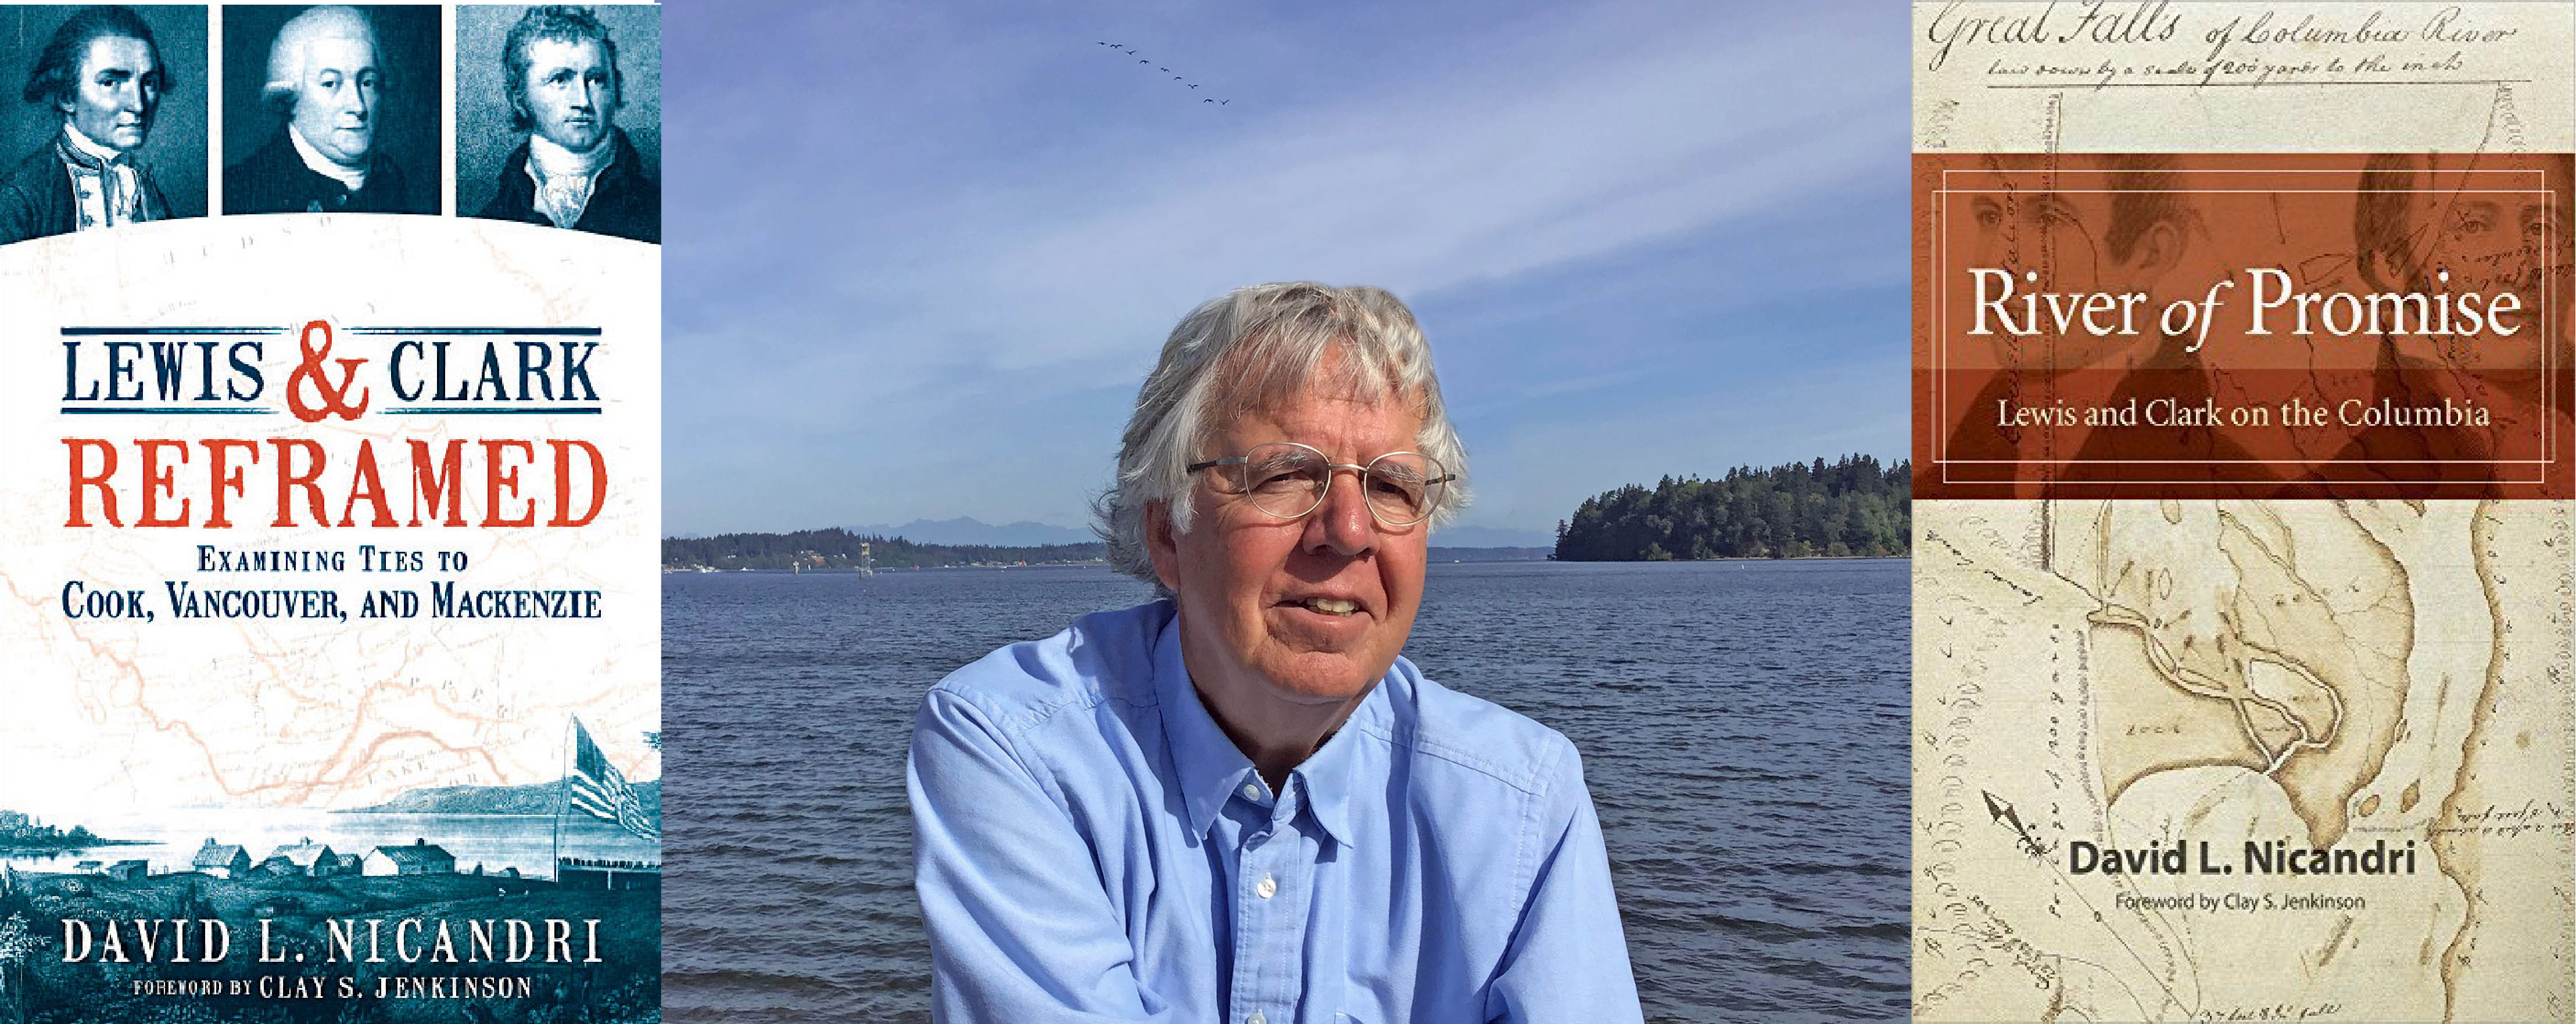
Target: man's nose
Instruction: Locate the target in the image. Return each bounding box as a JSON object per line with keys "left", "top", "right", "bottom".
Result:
{"left": 573, "top": 80, "right": 598, "bottom": 112}
{"left": 344, "top": 85, "right": 370, "bottom": 120}
{"left": 1302, "top": 469, "right": 1377, "bottom": 557}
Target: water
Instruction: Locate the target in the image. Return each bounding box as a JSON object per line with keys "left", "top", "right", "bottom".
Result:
{"left": 663, "top": 560, "right": 1909, "bottom": 1023}
{"left": 1, "top": 809, "right": 654, "bottom": 880}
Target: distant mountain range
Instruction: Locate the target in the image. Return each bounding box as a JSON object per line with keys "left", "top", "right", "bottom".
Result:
{"left": 829, "top": 516, "right": 1556, "bottom": 549}
{"left": 1428, "top": 547, "right": 1552, "bottom": 562}
{"left": 339, "top": 779, "right": 662, "bottom": 818}
{"left": 1429, "top": 524, "right": 1556, "bottom": 548}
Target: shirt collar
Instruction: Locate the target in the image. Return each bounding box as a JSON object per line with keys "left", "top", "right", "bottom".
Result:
{"left": 1154, "top": 604, "right": 1384, "bottom": 849}
{"left": 1154, "top": 610, "right": 1253, "bottom": 842}
{"left": 286, "top": 124, "right": 368, "bottom": 192}
{"left": 1287, "top": 702, "right": 1368, "bottom": 849}
{"left": 529, "top": 130, "right": 617, "bottom": 179}
{"left": 60, "top": 122, "right": 126, "bottom": 166}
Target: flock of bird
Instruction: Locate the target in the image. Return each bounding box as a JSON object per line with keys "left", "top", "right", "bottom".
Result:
{"left": 1097, "top": 42, "right": 1231, "bottom": 106}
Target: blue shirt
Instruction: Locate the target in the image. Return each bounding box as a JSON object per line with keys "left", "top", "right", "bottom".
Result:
{"left": 908, "top": 599, "right": 1643, "bottom": 1023}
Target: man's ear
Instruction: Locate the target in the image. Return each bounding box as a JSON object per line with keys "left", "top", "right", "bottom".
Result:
{"left": 1144, "top": 501, "right": 1183, "bottom": 594}
{"left": 2126, "top": 218, "right": 2186, "bottom": 293}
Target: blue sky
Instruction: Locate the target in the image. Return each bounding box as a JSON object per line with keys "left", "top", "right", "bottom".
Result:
{"left": 664, "top": 0, "right": 1908, "bottom": 540}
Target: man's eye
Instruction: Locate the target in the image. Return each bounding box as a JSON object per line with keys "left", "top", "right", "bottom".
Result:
{"left": 1373, "top": 467, "right": 1425, "bottom": 491}
{"left": 549, "top": 70, "right": 574, "bottom": 84}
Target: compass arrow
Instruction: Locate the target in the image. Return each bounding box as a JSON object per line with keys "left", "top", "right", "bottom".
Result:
{"left": 1982, "top": 789, "right": 2047, "bottom": 858}
{"left": 1982, "top": 789, "right": 2020, "bottom": 831}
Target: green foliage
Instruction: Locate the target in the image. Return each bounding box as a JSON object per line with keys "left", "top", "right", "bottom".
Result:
{"left": 661, "top": 529, "right": 1106, "bottom": 571}
{"left": 1553, "top": 455, "right": 1911, "bottom": 562}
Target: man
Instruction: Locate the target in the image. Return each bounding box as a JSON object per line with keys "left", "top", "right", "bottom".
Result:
{"left": 2345, "top": 151, "right": 2568, "bottom": 473}
{"left": 909, "top": 283, "right": 1644, "bottom": 1022}
{"left": 0, "top": 6, "right": 174, "bottom": 245}
{"left": 468, "top": 5, "right": 657, "bottom": 242}
{"left": 1943, "top": 154, "right": 2279, "bottom": 485}
{"left": 223, "top": 5, "right": 428, "bottom": 215}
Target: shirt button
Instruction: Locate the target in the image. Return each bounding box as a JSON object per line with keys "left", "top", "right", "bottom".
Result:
{"left": 1256, "top": 873, "right": 1277, "bottom": 899}
{"left": 1241, "top": 782, "right": 1260, "bottom": 800}
{"left": 1247, "top": 1014, "right": 1266, "bottom": 1024}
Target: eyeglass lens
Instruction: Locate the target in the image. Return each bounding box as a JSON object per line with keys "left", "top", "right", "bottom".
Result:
{"left": 1230, "top": 443, "right": 1443, "bottom": 525}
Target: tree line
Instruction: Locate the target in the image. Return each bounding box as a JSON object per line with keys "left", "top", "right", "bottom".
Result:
{"left": 1553, "top": 455, "right": 1910, "bottom": 561}
{"left": 662, "top": 528, "right": 1107, "bottom": 570}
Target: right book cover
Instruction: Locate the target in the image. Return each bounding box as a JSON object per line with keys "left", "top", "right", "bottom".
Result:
{"left": 1911, "top": 3, "right": 2575, "bottom": 1020}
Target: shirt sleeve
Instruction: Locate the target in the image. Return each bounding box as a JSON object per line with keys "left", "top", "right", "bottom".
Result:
{"left": 908, "top": 688, "right": 1181, "bottom": 1023}
{"left": 1484, "top": 738, "right": 1646, "bottom": 1024}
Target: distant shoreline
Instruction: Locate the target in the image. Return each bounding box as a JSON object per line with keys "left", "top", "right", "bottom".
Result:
{"left": 665, "top": 554, "right": 1914, "bottom": 572}
{"left": 0, "top": 839, "right": 150, "bottom": 853}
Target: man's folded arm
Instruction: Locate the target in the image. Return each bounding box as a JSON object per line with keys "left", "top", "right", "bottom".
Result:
{"left": 908, "top": 689, "right": 1176, "bottom": 1023}
{"left": 1484, "top": 739, "right": 1646, "bottom": 1024}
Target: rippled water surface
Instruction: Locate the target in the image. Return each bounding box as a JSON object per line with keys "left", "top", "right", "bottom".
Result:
{"left": 665, "top": 559, "right": 1907, "bottom": 1022}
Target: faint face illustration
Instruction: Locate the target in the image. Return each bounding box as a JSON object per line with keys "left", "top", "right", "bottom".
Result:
{"left": 2376, "top": 161, "right": 2571, "bottom": 376}
{"left": 1965, "top": 157, "right": 2198, "bottom": 369}
{"left": 1151, "top": 379, "right": 1432, "bottom": 708}
{"left": 1968, "top": 188, "right": 2155, "bottom": 304}
{"left": 289, "top": 37, "right": 380, "bottom": 166}
{"left": 64, "top": 35, "right": 160, "bottom": 153}
{"left": 2421, "top": 176, "right": 2563, "bottom": 369}
{"left": 522, "top": 37, "right": 617, "bottom": 152}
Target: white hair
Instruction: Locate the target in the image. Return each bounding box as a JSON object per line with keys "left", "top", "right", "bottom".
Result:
{"left": 1094, "top": 282, "right": 1471, "bottom": 590}
{"left": 262, "top": 6, "right": 377, "bottom": 106}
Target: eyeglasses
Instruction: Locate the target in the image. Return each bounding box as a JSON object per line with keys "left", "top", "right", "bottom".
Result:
{"left": 1187, "top": 441, "right": 1453, "bottom": 528}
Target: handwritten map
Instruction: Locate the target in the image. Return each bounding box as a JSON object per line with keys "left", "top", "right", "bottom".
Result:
{"left": 1912, "top": 500, "right": 2574, "bottom": 1021}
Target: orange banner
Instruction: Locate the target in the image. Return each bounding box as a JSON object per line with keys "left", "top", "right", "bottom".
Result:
{"left": 1914, "top": 153, "right": 2572, "bottom": 498}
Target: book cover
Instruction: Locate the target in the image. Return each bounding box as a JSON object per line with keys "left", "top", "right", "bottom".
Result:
{"left": 1911, "top": 2, "right": 2574, "bottom": 1019}
{"left": 0, "top": 3, "right": 662, "bottom": 1021}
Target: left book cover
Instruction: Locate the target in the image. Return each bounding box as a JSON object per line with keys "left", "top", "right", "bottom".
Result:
{"left": 0, "top": 3, "right": 662, "bottom": 1021}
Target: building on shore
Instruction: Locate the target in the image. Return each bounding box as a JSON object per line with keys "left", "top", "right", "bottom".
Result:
{"left": 191, "top": 840, "right": 252, "bottom": 879}
{"left": 261, "top": 840, "right": 343, "bottom": 878}
{"left": 363, "top": 839, "right": 456, "bottom": 876}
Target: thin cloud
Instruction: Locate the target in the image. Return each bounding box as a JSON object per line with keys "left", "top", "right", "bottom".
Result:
{"left": 664, "top": 1, "right": 1906, "bottom": 535}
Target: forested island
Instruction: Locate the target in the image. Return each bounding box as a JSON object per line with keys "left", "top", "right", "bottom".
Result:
{"left": 671, "top": 457, "right": 1905, "bottom": 570}
{"left": 1552, "top": 455, "right": 1909, "bottom": 561}
{"left": 663, "top": 530, "right": 1104, "bottom": 570}
{"left": 0, "top": 810, "right": 130, "bottom": 852}
{"left": 664, "top": 530, "right": 1554, "bottom": 570}
{"left": 338, "top": 779, "right": 662, "bottom": 817}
